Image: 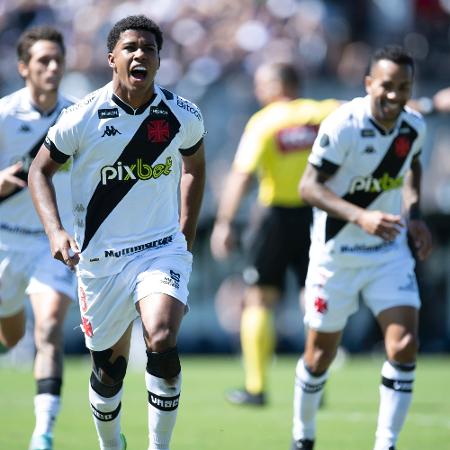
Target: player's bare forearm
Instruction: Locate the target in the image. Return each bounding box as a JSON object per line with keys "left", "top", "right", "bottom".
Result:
{"left": 300, "top": 163, "right": 364, "bottom": 224}
{"left": 28, "top": 145, "right": 64, "bottom": 237}
{"left": 180, "top": 144, "right": 206, "bottom": 251}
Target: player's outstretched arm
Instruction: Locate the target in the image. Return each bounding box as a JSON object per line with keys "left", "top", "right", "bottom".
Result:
{"left": 28, "top": 144, "right": 79, "bottom": 268}
{"left": 300, "top": 163, "right": 403, "bottom": 241}
{"left": 403, "top": 158, "right": 432, "bottom": 261}
{"left": 180, "top": 143, "right": 206, "bottom": 251}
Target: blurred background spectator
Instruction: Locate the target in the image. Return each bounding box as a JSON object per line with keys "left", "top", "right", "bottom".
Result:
{"left": 1, "top": 0, "right": 449, "bottom": 359}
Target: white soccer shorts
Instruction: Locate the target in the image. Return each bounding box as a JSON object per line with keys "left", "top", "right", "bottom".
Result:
{"left": 304, "top": 255, "right": 421, "bottom": 332}
{"left": 77, "top": 244, "right": 193, "bottom": 351}
{"left": 0, "top": 248, "right": 77, "bottom": 317}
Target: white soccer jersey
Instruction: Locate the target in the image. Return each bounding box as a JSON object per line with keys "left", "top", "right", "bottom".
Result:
{"left": 45, "top": 82, "right": 205, "bottom": 278}
{"left": 308, "top": 95, "right": 426, "bottom": 268}
{"left": 0, "top": 88, "right": 73, "bottom": 251}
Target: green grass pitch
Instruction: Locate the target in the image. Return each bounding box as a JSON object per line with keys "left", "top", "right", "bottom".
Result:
{"left": 1, "top": 355, "right": 449, "bottom": 449}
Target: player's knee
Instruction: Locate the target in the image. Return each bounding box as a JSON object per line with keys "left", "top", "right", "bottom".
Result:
{"left": 146, "top": 346, "right": 181, "bottom": 380}
{"left": 304, "top": 346, "right": 336, "bottom": 374}
{"left": 146, "top": 326, "right": 177, "bottom": 352}
{"left": 35, "top": 317, "right": 62, "bottom": 349}
{"left": 90, "top": 349, "right": 128, "bottom": 397}
{"left": 387, "top": 333, "right": 418, "bottom": 363}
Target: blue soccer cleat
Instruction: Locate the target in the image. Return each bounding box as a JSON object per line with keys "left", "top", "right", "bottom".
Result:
{"left": 29, "top": 432, "right": 53, "bottom": 450}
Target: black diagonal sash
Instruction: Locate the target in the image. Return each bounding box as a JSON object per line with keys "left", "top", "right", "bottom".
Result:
{"left": 0, "top": 125, "right": 55, "bottom": 204}
{"left": 81, "top": 101, "right": 180, "bottom": 252}
{"left": 325, "top": 121, "right": 418, "bottom": 242}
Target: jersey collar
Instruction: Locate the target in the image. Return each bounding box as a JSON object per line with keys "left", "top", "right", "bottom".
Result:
{"left": 111, "top": 85, "right": 161, "bottom": 115}
{"left": 364, "top": 95, "right": 404, "bottom": 136}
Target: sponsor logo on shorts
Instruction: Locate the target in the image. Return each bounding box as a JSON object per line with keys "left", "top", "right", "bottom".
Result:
{"left": 349, "top": 172, "right": 403, "bottom": 194}
{"left": 100, "top": 156, "right": 172, "bottom": 185}
{"left": 340, "top": 241, "right": 395, "bottom": 254}
{"left": 398, "top": 273, "right": 418, "bottom": 292}
{"left": 0, "top": 222, "right": 45, "bottom": 236}
{"left": 103, "top": 235, "right": 173, "bottom": 258}
{"left": 162, "top": 269, "right": 181, "bottom": 289}
{"left": 79, "top": 287, "right": 87, "bottom": 313}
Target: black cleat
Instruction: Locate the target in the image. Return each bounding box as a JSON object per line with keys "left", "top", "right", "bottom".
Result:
{"left": 291, "top": 439, "right": 315, "bottom": 450}
{"left": 388, "top": 447, "right": 396, "bottom": 450}
{"left": 225, "top": 388, "right": 266, "bottom": 406}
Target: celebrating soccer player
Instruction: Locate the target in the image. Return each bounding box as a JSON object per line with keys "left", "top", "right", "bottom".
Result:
{"left": 291, "top": 45, "right": 432, "bottom": 450}
{"left": 29, "top": 15, "right": 206, "bottom": 450}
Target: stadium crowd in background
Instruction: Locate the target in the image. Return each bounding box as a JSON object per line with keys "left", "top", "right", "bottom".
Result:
{"left": 0, "top": 26, "right": 76, "bottom": 450}
{"left": 29, "top": 14, "right": 206, "bottom": 450}
{"left": 210, "top": 62, "right": 339, "bottom": 406}
{"left": 291, "top": 45, "right": 432, "bottom": 450}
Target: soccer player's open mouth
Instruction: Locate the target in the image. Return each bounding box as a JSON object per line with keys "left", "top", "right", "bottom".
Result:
{"left": 130, "top": 66, "right": 147, "bottom": 82}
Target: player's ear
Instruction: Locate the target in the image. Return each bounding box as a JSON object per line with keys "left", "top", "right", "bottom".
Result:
{"left": 364, "top": 75, "right": 372, "bottom": 94}
{"left": 108, "top": 53, "right": 115, "bottom": 70}
{"left": 17, "top": 60, "right": 28, "bottom": 79}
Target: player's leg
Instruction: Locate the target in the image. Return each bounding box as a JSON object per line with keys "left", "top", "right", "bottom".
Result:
{"left": 364, "top": 257, "right": 420, "bottom": 450}
{"left": 229, "top": 285, "right": 278, "bottom": 405}
{"left": 292, "top": 328, "right": 342, "bottom": 449}
{"left": 0, "top": 251, "right": 27, "bottom": 348}
{"left": 89, "top": 327, "right": 132, "bottom": 450}
{"left": 293, "top": 262, "right": 358, "bottom": 449}
{"left": 231, "top": 206, "right": 285, "bottom": 405}
{"left": 137, "top": 293, "right": 185, "bottom": 450}
{"left": 374, "top": 306, "right": 418, "bottom": 450}
{"left": 29, "top": 290, "right": 71, "bottom": 449}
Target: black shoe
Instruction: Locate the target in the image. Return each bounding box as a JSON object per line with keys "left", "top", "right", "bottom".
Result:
{"left": 225, "top": 388, "right": 266, "bottom": 406}
{"left": 291, "top": 439, "right": 315, "bottom": 450}
{"left": 388, "top": 447, "right": 396, "bottom": 450}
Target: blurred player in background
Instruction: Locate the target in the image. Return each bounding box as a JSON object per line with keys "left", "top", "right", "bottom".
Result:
{"left": 210, "top": 62, "right": 340, "bottom": 406}
{"left": 291, "top": 45, "right": 432, "bottom": 450}
{"left": 29, "top": 15, "right": 205, "bottom": 450}
{"left": 0, "top": 26, "right": 76, "bottom": 450}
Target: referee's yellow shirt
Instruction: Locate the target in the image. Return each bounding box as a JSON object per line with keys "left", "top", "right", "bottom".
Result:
{"left": 233, "top": 98, "right": 339, "bottom": 207}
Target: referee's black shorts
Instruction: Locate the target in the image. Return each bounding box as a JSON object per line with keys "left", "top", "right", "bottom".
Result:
{"left": 243, "top": 205, "right": 312, "bottom": 291}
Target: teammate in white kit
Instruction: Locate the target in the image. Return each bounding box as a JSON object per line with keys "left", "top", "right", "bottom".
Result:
{"left": 0, "top": 26, "right": 76, "bottom": 450}
{"left": 29, "top": 15, "right": 206, "bottom": 450}
{"left": 290, "top": 46, "right": 432, "bottom": 450}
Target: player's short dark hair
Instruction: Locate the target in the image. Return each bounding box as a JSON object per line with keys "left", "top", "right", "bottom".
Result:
{"left": 107, "top": 15, "right": 163, "bottom": 53}
{"left": 17, "top": 26, "right": 65, "bottom": 64}
{"left": 370, "top": 45, "right": 415, "bottom": 76}
{"left": 271, "top": 62, "right": 301, "bottom": 90}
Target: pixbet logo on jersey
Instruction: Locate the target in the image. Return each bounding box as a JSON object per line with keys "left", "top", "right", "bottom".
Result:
{"left": 100, "top": 156, "right": 172, "bottom": 185}
{"left": 349, "top": 172, "right": 403, "bottom": 194}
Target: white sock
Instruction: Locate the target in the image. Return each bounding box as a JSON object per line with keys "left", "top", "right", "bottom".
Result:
{"left": 292, "top": 359, "right": 328, "bottom": 441}
{"left": 33, "top": 393, "right": 60, "bottom": 436}
{"left": 89, "top": 383, "right": 124, "bottom": 450}
{"left": 374, "top": 360, "right": 415, "bottom": 450}
{"left": 146, "top": 370, "right": 181, "bottom": 450}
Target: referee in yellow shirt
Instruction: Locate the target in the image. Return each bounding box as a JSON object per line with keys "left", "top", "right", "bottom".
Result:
{"left": 210, "top": 62, "right": 340, "bottom": 405}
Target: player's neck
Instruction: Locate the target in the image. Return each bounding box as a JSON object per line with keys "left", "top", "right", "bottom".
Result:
{"left": 113, "top": 80, "right": 156, "bottom": 110}
{"left": 27, "top": 86, "right": 58, "bottom": 114}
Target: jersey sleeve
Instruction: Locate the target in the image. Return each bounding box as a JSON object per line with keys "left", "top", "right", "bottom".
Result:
{"left": 179, "top": 103, "right": 206, "bottom": 156}
{"left": 44, "top": 107, "right": 80, "bottom": 163}
{"left": 232, "top": 114, "right": 267, "bottom": 174}
{"left": 309, "top": 108, "right": 354, "bottom": 175}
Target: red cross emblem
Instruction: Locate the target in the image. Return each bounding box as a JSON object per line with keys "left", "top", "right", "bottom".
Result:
{"left": 314, "top": 297, "right": 328, "bottom": 314}
{"left": 147, "top": 120, "right": 170, "bottom": 143}
{"left": 394, "top": 136, "right": 410, "bottom": 158}
{"left": 81, "top": 317, "right": 93, "bottom": 337}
